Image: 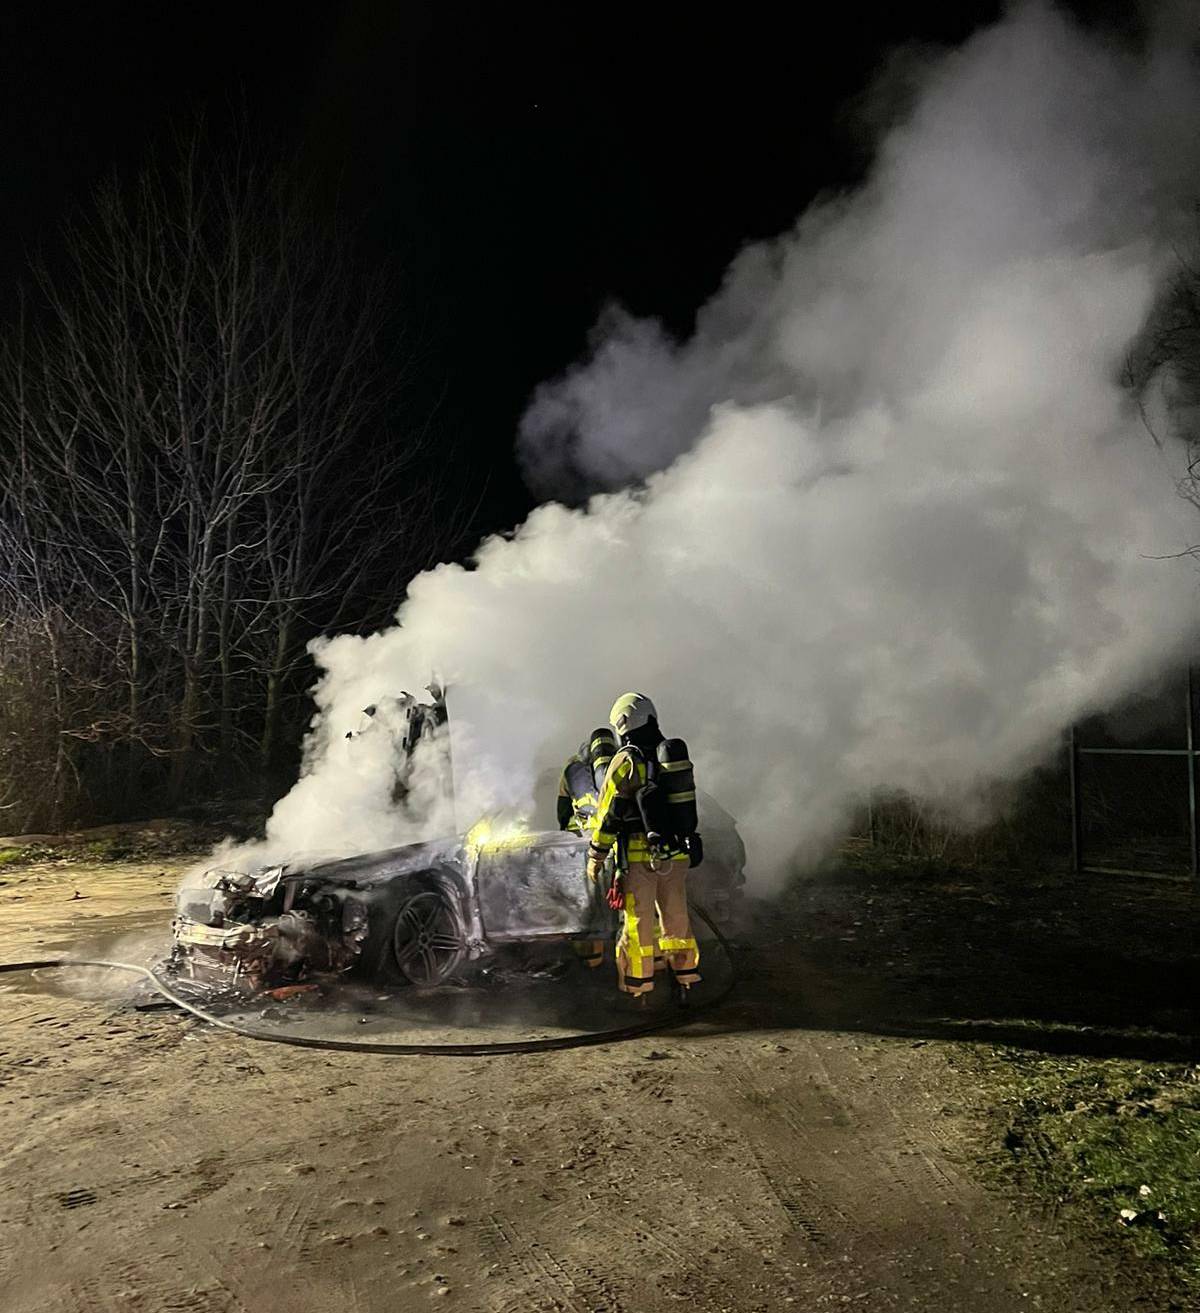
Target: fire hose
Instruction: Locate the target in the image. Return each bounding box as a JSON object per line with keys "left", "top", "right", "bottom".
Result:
{"left": 0, "top": 903, "right": 737, "bottom": 1056}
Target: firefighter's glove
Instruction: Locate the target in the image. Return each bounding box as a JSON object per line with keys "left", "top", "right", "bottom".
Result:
{"left": 686, "top": 832, "right": 704, "bottom": 869}
{"left": 585, "top": 846, "right": 608, "bottom": 884}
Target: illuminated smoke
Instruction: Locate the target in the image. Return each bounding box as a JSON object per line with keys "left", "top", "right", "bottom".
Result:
{"left": 249, "top": 5, "right": 1200, "bottom": 885}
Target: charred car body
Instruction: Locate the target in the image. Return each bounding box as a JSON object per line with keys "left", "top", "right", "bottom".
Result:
{"left": 171, "top": 688, "right": 745, "bottom": 992}
{"left": 172, "top": 809, "right": 744, "bottom": 992}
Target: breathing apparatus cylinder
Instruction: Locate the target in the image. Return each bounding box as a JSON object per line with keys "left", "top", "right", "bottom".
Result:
{"left": 656, "top": 738, "right": 698, "bottom": 844}
{"left": 563, "top": 757, "right": 596, "bottom": 810}
{"left": 588, "top": 727, "right": 617, "bottom": 790}
{"left": 631, "top": 737, "right": 699, "bottom": 857}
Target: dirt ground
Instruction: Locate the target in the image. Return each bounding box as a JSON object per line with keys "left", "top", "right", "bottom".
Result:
{"left": 0, "top": 854, "right": 1194, "bottom": 1312}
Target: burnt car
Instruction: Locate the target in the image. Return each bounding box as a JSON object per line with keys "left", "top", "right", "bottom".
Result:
{"left": 173, "top": 685, "right": 745, "bottom": 992}
{"left": 172, "top": 801, "right": 745, "bottom": 993}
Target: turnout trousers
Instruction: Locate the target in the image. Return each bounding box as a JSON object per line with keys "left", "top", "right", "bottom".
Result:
{"left": 571, "top": 938, "right": 605, "bottom": 968}
{"left": 616, "top": 859, "right": 701, "bottom": 996}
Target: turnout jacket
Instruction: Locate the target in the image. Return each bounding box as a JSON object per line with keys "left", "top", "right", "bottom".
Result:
{"left": 588, "top": 746, "right": 688, "bottom": 867}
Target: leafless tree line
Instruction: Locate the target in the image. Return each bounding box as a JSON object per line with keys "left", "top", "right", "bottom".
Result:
{"left": 0, "top": 129, "right": 464, "bottom": 831}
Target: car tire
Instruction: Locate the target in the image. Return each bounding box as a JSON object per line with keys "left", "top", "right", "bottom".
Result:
{"left": 390, "top": 873, "right": 468, "bottom": 986}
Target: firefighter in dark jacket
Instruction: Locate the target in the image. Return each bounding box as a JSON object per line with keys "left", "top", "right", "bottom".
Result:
{"left": 586, "top": 693, "right": 701, "bottom": 1000}
{"left": 555, "top": 727, "right": 616, "bottom": 834}
{"left": 558, "top": 727, "right": 618, "bottom": 967}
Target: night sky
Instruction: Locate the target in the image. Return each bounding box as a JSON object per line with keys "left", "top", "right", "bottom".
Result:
{"left": 1, "top": 1, "right": 1136, "bottom": 534}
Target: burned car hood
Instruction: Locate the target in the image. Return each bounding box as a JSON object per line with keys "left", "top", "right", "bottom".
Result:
{"left": 291, "top": 835, "right": 465, "bottom": 888}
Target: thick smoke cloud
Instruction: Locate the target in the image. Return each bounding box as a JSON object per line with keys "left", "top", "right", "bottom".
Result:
{"left": 520, "top": 6, "right": 1200, "bottom": 493}
{"left": 255, "top": 4, "right": 1200, "bottom": 885}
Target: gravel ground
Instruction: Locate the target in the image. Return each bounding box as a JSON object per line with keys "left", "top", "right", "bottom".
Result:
{"left": 0, "top": 851, "right": 1191, "bottom": 1311}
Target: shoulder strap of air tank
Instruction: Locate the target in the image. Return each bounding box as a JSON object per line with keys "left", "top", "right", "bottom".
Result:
{"left": 621, "top": 742, "right": 651, "bottom": 784}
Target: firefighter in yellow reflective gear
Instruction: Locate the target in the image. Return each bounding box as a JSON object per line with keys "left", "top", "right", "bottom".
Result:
{"left": 585, "top": 694, "right": 701, "bottom": 1001}
{"left": 559, "top": 728, "right": 618, "bottom": 968}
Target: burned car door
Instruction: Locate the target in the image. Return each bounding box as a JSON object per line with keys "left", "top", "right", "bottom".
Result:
{"left": 473, "top": 831, "right": 601, "bottom": 941}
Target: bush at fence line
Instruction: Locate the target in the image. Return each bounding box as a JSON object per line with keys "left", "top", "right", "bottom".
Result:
{"left": 850, "top": 762, "right": 1071, "bottom": 870}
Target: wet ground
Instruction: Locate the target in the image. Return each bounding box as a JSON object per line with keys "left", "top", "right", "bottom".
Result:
{"left": 168, "top": 930, "right": 734, "bottom": 1050}
{"left": 3, "top": 856, "right": 733, "bottom": 1044}
{"left": 0, "top": 860, "right": 180, "bottom": 1000}
{"left": 0, "top": 855, "right": 1194, "bottom": 1311}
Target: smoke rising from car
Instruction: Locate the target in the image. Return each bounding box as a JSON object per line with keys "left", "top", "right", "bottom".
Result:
{"left": 244, "top": 5, "right": 1200, "bottom": 886}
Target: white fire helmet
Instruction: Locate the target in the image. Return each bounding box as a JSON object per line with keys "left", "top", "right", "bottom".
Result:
{"left": 609, "top": 692, "right": 658, "bottom": 737}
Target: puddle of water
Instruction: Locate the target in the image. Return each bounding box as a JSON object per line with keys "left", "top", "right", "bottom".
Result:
{"left": 0, "top": 908, "right": 172, "bottom": 1000}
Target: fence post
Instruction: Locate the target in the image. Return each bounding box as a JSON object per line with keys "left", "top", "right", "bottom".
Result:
{"left": 1068, "top": 724, "right": 1082, "bottom": 875}
{"left": 1187, "top": 666, "right": 1197, "bottom": 882}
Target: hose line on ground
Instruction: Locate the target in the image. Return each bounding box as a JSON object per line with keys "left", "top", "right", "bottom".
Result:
{"left": 0, "top": 903, "right": 736, "bottom": 1056}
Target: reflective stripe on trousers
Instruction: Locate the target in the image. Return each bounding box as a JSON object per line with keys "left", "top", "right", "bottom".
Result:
{"left": 616, "top": 861, "right": 700, "bottom": 995}
{"left": 571, "top": 938, "right": 605, "bottom": 967}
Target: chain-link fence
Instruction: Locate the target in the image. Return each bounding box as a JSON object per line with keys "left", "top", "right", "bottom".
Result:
{"left": 1070, "top": 665, "right": 1198, "bottom": 882}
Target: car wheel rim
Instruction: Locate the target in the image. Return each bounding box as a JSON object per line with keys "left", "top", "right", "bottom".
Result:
{"left": 392, "top": 889, "right": 463, "bottom": 985}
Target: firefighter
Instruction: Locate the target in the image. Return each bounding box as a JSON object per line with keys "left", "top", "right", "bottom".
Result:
{"left": 559, "top": 728, "right": 618, "bottom": 968}
{"left": 586, "top": 693, "right": 701, "bottom": 1002}
{"left": 556, "top": 727, "right": 617, "bottom": 833}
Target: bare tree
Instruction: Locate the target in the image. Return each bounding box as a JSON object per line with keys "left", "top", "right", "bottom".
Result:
{"left": 1128, "top": 214, "right": 1200, "bottom": 513}
{"left": 0, "top": 123, "right": 464, "bottom": 828}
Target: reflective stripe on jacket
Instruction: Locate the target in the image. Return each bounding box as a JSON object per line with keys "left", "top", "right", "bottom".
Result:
{"left": 589, "top": 746, "right": 687, "bottom": 864}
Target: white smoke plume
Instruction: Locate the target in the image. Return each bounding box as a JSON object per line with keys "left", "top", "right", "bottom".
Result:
{"left": 251, "top": 4, "right": 1200, "bottom": 886}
